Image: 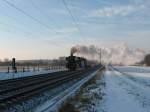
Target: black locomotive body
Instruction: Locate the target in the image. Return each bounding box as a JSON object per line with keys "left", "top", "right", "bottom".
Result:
{"left": 66, "top": 54, "right": 87, "bottom": 71}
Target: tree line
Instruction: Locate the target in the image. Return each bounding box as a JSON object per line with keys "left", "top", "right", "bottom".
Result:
{"left": 144, "top": 54, "right": 150, "bottom": 66}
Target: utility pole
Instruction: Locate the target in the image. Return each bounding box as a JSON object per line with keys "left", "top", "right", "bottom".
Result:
{"left": 99, "top": 48, "right": 102, "bottom": 64}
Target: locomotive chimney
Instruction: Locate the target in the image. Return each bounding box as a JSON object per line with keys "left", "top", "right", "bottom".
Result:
{"left": 71, "top": 52, "right": 73, "bottom": 56}
{"left": 71, "top": 47, "right": 79, "bottom": 56}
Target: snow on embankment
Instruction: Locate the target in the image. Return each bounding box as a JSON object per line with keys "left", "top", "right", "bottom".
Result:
{"left": 72, "top": 43, "right": 145, "bottom": 65}
{"left": 34, "top": 67, "right": 103, "bottom": 112}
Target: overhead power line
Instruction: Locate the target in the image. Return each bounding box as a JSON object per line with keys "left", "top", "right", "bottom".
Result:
{"left": 0, "top": 21, "right": 34, "bottom": 37}
{"left": 62, "top": 0, "right": 82, "bottom": 36}
{"left": 0, "top": 3, "right": 46, "bottom": 38}
{"left": 62, "top": 0, "right": 89, "bottom": 44}
{"left": 30, "top": 0, "right": 60, "bottom": 29}
{"left": 2, "top": 0, "right": 59, "bottom": 34}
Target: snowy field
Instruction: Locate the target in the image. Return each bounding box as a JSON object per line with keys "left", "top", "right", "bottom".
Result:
{"left": 0, "top": 68, "right": 66, "bottom": 80}
{"left": 115, "top": 66, "right": 150, "bottom": 73}
{"left": 96, "top": 65, "right": 150, "bottom": 112}
{"left": 2, "top": 65, "right": 150, "bottom": 112}
{"left": 114, "top": 66, "right": 150, "bottom": 87}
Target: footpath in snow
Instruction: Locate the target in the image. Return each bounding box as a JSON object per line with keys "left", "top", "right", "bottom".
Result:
{"left": 97, "top": 66, "right": 150, "bottom": 112}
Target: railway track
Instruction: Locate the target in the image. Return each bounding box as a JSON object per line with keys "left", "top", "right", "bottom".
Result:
{"left": 0, "top": 66, "right": 100, "bottom": 110}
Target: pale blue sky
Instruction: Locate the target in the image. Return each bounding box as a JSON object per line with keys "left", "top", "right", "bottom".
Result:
{"left": 0, "top": 0, "right": 150, "bottom": 59}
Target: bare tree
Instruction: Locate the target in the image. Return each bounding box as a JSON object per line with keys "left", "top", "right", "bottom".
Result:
{"left": 144, "top": 54, "right": 150, "bottom": 66}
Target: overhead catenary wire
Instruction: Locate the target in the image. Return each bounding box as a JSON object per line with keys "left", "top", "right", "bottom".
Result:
{"left": 0, "top": 3, "right": 46, "bottom": 39}
{"left": 62, "top": 0, "right": 88, "bottom": 43}
{"left": 1, "top": 0, "right": 89, "bottom": 47}
{"left": 62, "top": 0, "right": 83, "bottom": 37}
{"left": 0, "top": 20, "right": 63, "bottom": 47}
{"left": 30, "top": 0, "right": 87, "bottom": 46}
{"left": 0, "top": 21, "right": 34, "bottom": 38}
{"left": 0, "top": 0, "right": 65, "bottom": 47}
{"left": 30, "top": 0, "right": 60, "bottom": 29}
{"left": 2, "top": 0, "right": 59, "bottom": 35}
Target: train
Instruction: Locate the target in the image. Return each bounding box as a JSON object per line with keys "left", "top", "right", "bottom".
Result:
{"left": 66, "top": 53, "right": 88, "bottom": 71}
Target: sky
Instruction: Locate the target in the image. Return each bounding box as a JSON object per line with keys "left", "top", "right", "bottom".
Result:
{"left": 0, "top": 0, "right": 150, "bottom": 60}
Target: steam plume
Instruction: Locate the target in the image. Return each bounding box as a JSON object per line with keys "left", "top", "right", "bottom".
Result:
{"left": 72, "top": 43, "right": 146, "bottom": 65}
{"left": 71, "top": 46, "right": 79, "bottom": 55}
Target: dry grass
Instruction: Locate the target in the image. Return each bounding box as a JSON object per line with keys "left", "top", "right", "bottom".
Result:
{"left": 58, "top": 70, "right": 105, "bottom": 112}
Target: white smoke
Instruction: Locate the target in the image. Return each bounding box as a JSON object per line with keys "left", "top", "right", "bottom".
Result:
{"left": 73, "top": 43, "right": 146, "bottom": 65}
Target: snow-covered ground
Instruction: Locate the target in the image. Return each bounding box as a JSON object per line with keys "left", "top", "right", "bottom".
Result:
{"left": 3, "top": 65, "right": 150, "bottom": 112}
{"left": 115, "top": 66, "right": 150, "bottom": 87}
{"left": 115, "top": 66, "right": 150, "bottom": 73}
{"left": 0, "top": 68, "right": 66, "bottom": 80}
{"left": 97, "top": 66, "right": 150, "bottom": 112}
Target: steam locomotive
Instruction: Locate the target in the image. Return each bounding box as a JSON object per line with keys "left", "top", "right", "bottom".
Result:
{"left": 66, "top": 54, "right": 87, "bottom": 71}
